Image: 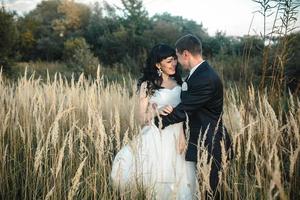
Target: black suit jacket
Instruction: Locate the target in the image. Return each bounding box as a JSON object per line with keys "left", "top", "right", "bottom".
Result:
{"left": 155, "top": 61, "right": 232, "bottom": 162}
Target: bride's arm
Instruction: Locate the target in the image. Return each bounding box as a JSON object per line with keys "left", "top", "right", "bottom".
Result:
{"left": 177, "top": 123, "right": 187, "bottom": 154}
{"left": 138, "top": 82, "right": 174, "bottom": 124}
{"left": 138, "top": 82, "right": 155, "bottom": 124}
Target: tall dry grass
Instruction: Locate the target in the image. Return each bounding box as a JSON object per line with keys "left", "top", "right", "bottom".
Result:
{"left": 0, "top": 68, "right": 299, "bottom": 199}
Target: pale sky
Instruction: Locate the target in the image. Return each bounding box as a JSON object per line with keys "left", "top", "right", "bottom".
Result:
{"left": 3, "top": 0, "right": 300, "bottom": 36}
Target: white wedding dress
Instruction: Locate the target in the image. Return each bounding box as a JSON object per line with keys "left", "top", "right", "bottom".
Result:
{"left": 111, "top": 85, "right": 196, "bottom": 199}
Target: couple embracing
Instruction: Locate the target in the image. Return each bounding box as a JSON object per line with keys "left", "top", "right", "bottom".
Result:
{"left": 111, "top": 34, "right": 233, "bottom": 199}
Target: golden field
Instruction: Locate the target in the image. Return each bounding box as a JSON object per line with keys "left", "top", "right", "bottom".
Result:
{"left": 0, "top": 68, "right": 299, "bottom": 200}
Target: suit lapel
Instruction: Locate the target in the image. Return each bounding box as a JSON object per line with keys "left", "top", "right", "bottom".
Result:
{"left": 181, "top": 61, "right": 209, "bottom": 99}
{"left": 184, "top": 75, "right": 189, "bottom": 82}
{"left": 187, "top": 61, "right": 208, "bottom": 83}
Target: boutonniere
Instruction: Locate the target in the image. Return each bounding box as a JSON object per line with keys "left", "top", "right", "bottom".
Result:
{"left": 182, "top": 82, "right": 188, "bottom": 91}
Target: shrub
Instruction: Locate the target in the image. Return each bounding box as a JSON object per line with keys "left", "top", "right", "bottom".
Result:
{"left": 63, "top": 37, "right": 99, "bottom": 76}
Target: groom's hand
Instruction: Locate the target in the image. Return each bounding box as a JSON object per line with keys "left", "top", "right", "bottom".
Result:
{"left": 158, "top": 105, "right": 173, "bottom": 116}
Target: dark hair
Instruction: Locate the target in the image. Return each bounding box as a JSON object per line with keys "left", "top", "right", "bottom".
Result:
{"left": 175, "top": 34, "right": 202, "bottom": 55}
{"left": 137, "top": 44, "right": 182, "bottom": 96}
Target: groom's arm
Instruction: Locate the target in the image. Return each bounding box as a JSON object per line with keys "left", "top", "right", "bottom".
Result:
{"left": 154, "top": 79, "right": 215, "bottom": 129}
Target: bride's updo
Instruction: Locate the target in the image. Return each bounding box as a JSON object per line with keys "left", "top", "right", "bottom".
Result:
{"left": 137, "top": 44, "right": 182, "bottom": 96}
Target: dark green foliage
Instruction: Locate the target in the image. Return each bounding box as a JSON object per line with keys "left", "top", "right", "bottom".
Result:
{"left": 0, "top": 5, "right": 18, "bottom": 75}
{"left": 284, "top": 33, "right": 300, "bottom": 94}
{"left": 150, "top": 13, "right": 209, "bottom": 44}
{"left": 36, "top": 36, "right": 64, "bottom": 61}
{"left": 21, "top": 0, "right": 63, "bottom": 60}
{"left": 85, "top": 2, "right": 125, "bottom": 65}
{"left": 63, "top": 37, "right": 99, "bottom": 76}
{"left": 0, "top": 0, "right": 299, "bottom": 90}
{"left": 14, "top": 0, "right": 91, "bottom": 61}
{"left": 16, "top": 15, "right": 40, "bottom": 61}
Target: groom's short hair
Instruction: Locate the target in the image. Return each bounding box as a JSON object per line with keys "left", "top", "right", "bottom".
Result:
{"left": 175, "top": 34, "right": 202, "bottom": 56}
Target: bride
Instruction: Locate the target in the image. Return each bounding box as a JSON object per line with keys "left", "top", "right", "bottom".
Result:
{"left": 111, "top": 44, "right": 196, "bottom": 199}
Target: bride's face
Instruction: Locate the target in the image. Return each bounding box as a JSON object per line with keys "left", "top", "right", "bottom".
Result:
{"left": 157, "top": 56, "right": 177, "bottom": 76}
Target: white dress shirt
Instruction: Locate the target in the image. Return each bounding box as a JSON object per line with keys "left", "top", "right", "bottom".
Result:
{"left": 187, "top": 60, "right": 205, "bottom": 80}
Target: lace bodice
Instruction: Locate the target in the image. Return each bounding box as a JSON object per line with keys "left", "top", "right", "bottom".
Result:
{"left": 149, "top": 85, "right": 181, "bottom": 109}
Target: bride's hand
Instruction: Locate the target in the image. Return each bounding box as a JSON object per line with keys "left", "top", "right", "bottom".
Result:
{"left": 158, "top": 105, "right": 173, "bottom": 116}
{"left": 177, "top": 130, "right": 187, "bottom": 154}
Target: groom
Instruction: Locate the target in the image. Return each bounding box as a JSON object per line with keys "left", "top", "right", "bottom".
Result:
{"left": 154, "top": 34, "right": 233, "bottom": 199}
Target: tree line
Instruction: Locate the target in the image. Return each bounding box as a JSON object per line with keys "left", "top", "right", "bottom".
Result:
{"left": 0, "top": 0, "right": 299, "bottom": 94}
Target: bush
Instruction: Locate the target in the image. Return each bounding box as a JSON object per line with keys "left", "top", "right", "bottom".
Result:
{"left": 63, "top": 37, "right": 99, "bottom": 76}
{"left": 0, "top": 6, "right": 18, "bottom": 77}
